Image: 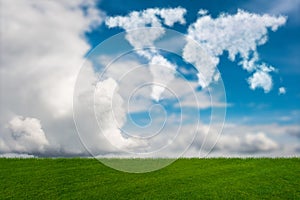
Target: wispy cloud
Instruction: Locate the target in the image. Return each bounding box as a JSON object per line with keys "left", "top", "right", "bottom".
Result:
{"left": 243, "top": 0, "right": 299, "bottom": 23}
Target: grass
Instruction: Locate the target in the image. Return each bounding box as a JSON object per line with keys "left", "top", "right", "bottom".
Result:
{"left": 0, "top": 158, "right": 299, "bottom": 199}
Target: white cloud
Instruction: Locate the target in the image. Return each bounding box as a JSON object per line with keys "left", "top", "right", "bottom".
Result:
{"left": 214, "top": 132, "right": 279, "bottom": 154}
{"left": 248, "top": 70, "right": 273, "bottom": 92}
{"left": 279, "top": 87, "right": 286, "bottom": 95}
{"left": 0, "top": 0, "right": 104, "bottom": 156}
{"left": 105, "top": 7, "right": 186, "bottom": 30}
{"left": 159, "top": 7, "right": 186, "bottom": 26}
{"left": 1, "top": 0, "right": 103, "bottom": 116}
{"left": 149, "top": 55, "right": 177, "bottom": 101}
{"left": 93, "top": 55, "right": 226, "bottom": 155}
{"left": 213, "top": 123, "right": 300, "bottom": 155}
{"left": 182, "top": 39, "right": 218, "bottom": 88}
{"left": 0, "top": 4, "right": 295, "bottom": 158}
{"left": 96, "top": 55, "right": 154, "bottom": 113}
{"left": 101, "top": 119, "right": 299, "bottom": 158}
{"left": 245, "top": 132, "right": 278, "bottom": 151}
{"left": 94, "top": 78, "right": 145, "bottom": 149}
{"left": 97, "top": 53, "right": 227, "bottom": 113}
{"left": 149, "top": 121, "right": 297, "bottom": 158}
{"left": 0, "top": 116, "right": 49, "bottom": 154}
{"left": 198, "top": 9, "right": 208, "bottom": 16}
{"left": 186, "top": 123, "right": 300, "bottom": 157}
{"left": 106, "top": 7, "right": 186, "bottom": 101}
{"left": 184, "top": 9, "right": 286, "bottom": 91}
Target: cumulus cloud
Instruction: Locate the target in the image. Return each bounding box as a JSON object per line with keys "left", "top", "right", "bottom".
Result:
{"left": 106, "top": 7, "right": 186, "bottom": 101}
{"left": 0, "top": 116, "right": 49, "bottom": 154}
{"left": 184, "top": 9, "right": 286, "bottom": 91}
{"left": 0, "top": 0, "right": 104, "bottom": 156}
{"left": 248, "top": 70, "right": 273, "bottom": 92}
{"left": 94, "top": 78, "right": 144, "bottom": 149}
{"left": 1, "top": 0, "right": 103, "bottom": 116}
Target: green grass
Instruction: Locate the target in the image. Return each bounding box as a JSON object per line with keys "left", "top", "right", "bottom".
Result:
{"left": 0, "top": 158, "right": 299, "bottom": 199}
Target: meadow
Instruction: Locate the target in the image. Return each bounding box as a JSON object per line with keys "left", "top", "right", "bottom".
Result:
{"left": 0, "top": 158, "right": 299, "bottom": 199}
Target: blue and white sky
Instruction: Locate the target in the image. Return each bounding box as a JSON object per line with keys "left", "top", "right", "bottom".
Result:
{"left": 0, "top": 0, "right": 299, "bottom": 158}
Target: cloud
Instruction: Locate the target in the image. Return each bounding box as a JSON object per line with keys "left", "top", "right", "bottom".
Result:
{"left": 211, "top": 131, "right": 279, "bottom": 154}
{"left": 1, "top": 0, "right": 103, "bottom": 116}
{"left": 288, "top": 128, "right": 300, "bottom": 139}
{"left": 240, "top": 132, "right": 278, "bottom": 153}
{"left": 94, "top": 78, "right": 145, "bottom": 149}
{"left": 229, "top": 132, "right": 279, "bottom": 153}
{"left": 0, "top": 4, "right": 295, "bottom": 158}
{"left": 106, "top": 7, "right": 186, "bottom": 101}
{"left": 248, "top": 70, "right": 273, "bottom": 92}
{"left": 185, "top": 123, "right": 300, "bottom": 157}
{"left": 212, "top": 123, "right": 300, "bottom": 155}
{"left": 0, "top": 116, "right": 49, "bottom": 154}
{"left": 111, "top": 119, "right": 299, "bottom": 158}
{"left": 105, "top": 7, "right": 186, "bottom": 30}
{"left": 92, "top": 55, "right": 226, "bottom": 155}
{"left": 153, "top": 121, "right": 298, "bottom": 158}
{"left": 279, "top": 87, "right": 286, "bottom": 95}
{"left": 96, "top": 56, "right": 154, "bottom": 113}
{"left": 0, "top": 0, "right": 103, "bottom": 156}
{"left": 96, "top": 54, "right": 228, "bottom": 113}
{"left": 184, "top": 9, "right": 286, "bottom": 91}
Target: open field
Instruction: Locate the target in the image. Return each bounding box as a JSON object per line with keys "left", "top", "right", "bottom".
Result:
{"left": 0, "top": 158, "right": 299, "bottom": 199}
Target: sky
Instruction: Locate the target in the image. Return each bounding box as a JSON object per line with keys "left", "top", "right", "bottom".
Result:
{"left": 0, "top": 0, "right": 300, "bottom": 158}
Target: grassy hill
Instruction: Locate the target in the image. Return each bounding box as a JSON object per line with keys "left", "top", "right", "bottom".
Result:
{"left": 0, "top": 158, "right": 299, "bottom": 199}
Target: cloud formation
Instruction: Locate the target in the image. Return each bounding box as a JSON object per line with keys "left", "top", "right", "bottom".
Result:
{"left": 0, "top": 3, "right": 296, "bottom": 158}
{"left": 248, "top": 70, "right": 273, "bottom": 92}
{"left": 218, "top": 132, "right": 279, "bottom": 153}
{"left": 106, "top": 7, "right": 186, "bottom": 101}
{"left": 0, "top": 0, "right": 104, "bottom": 156}
{"left": 185, "top": 123, "right": 300, "bottom": 157}
{"left": 94, "top": 78, "right": 144, "bottom": 149}
{"left": 184, "top": 9, "right": 286, "bottom": 91}
{"left": 1, "top": 0, "right": 103, "bottom": 116}
{"left": 0, "top": 116, "right": 49, "bottom": 154}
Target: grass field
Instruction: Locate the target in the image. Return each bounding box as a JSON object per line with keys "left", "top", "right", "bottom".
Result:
{"left": 0, "top": 158, "right": 299, "bottom": 199}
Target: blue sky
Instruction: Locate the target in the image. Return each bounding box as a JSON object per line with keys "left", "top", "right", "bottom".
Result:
{"left": 0, "top": 0, "right": 299, "bottom": 158}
